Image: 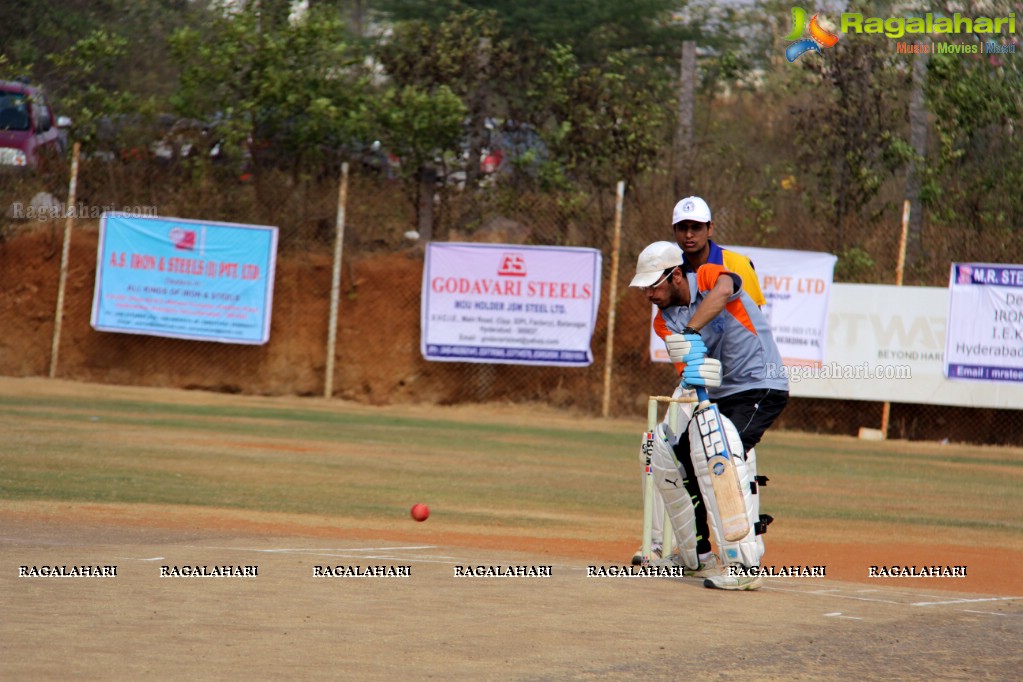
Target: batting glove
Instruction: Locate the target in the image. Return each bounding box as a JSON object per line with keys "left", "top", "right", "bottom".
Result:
{"left": 665, "top": 330, "right": 706, "bottom": 365}
{"left": 681, "top": 357, "right": 722, "bottom": 388}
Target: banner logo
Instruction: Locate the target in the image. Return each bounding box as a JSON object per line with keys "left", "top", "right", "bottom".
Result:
{"left": 169, "top": 227, "right": 196, "bottom": 251}
{"left": 498, "top": 254, "right": 527, "bottom": 277}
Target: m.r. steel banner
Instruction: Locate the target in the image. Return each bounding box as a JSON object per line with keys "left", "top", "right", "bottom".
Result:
{"left": 422, "top": 243, "right": 602, "bottom": 366}
{"left": 945, "top": 263, "right": 1023, "bottom": 383}
{"left": 91, "top": 213, "right": 278, "bottom": 344}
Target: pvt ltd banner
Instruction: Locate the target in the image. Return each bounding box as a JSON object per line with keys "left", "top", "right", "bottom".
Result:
{"left": 422, "top": 242, "right": 602, "bottom": 366}
{"left": 945, "top": 263, "right": 1023, "bottom": 383}
{"left": 91, "top": 213, "right": 279, "bottom": 344}
{"left": 650, "top": 246, "right": 837, "bottom": 366}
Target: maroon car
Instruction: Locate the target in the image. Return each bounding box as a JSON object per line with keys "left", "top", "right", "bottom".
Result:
{"left": 0, "top": 79, "right": 70, "bottom": 171}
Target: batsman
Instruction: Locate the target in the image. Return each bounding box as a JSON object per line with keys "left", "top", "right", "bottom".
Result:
{"left": 629, "top": 241, "right": 789, "bottom": 590}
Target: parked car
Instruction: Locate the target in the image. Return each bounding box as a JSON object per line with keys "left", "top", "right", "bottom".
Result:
{"left": 150, "top": 116, "right": 226, "bottom": 163}
{"left": 0, "top": 79, "right": 71, "bottom": 171}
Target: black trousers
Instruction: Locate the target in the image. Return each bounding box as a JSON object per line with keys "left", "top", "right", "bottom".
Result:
{"left": 672, "top": 389, "right": 789, "bottom": 554}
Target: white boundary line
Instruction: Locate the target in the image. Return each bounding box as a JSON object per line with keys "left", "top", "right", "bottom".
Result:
{"left": 254, "top": 546, "right": 439, "bottom": 553}
{"left": 911, "top": 596, "right": 1019, "bottom": 607}
{"left": 764, "top": 582, "right": 1021, "bottom": 613}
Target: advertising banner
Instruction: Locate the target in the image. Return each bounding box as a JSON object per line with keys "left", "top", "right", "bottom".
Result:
{"left": 422, "top": 243, "right": 602, "bottom": 366}
{"left": 91, "top": 213, "right": 278, "bottom": 344}
{"left": 944, "top": 263, "right": 1023, "bottom": 383}
{"left": 787, "top": 283, "right": 1023, "bottom": 408}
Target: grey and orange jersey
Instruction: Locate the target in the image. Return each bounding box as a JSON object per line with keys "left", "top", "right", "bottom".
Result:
{"left": 659, "top": 264, "right": 789, "bottom": 399}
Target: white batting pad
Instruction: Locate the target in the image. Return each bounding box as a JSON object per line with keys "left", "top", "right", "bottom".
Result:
{"left": 650, "top": 423, "right": 699, "bottom": 569}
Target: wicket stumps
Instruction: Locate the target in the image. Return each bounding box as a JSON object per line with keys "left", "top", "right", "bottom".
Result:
{"left": 641, "top": 394, "right": 696, "bottom": 565}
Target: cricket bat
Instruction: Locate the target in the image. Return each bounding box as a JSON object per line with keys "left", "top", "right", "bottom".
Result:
{"left": 694, "top": 387, "right": 750, "bottom": 542}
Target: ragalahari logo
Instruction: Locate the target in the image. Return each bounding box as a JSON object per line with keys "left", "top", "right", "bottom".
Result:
{"left": 785, "top": 7, "right": 840, "bottom": 62}
{"left": 498, "top": 254, "right": 527, "bottom": 277}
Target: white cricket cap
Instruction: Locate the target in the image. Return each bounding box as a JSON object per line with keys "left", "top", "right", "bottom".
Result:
{"left": 629, "top": 241, "right": 684, "bottom": 288}
{"left": 672, "top": 196, "right": 712, "bottom": 224}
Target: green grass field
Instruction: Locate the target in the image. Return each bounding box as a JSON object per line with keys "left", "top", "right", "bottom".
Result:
{"left": 4, "top": 378, "right": 1022, "bottom": 681}
{"left": 3, "top": 378, "right": 1021, "bottom": 553}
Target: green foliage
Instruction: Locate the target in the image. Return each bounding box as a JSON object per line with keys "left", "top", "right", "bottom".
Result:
{"left": 377, "top": 0, "right": 687, "bottom": 66}
{"left": 45, "top": 30, "right": 155, "bottom": 148}
{"left": 373, "top": 85, "right": 468, "bottom": 178}
{"left": 0, "top": 53, "right": 32, "bottom": 84}
{"left": 530, "top": 45, "right": 672, "bottom": 190}
{"left": 375, "top": 8, "right": 516, "bottom": 187}
{"left": 376, "top": 8, "right": 515, "bottom": 97}
{"left": 924, "top": 46, "right": 1023, "bottom": 232}
{"left": 169, "top": 4, "right": 372, "bottom": 171}
{"left": 834, "top": 246, "right": 876, "bottom": 282}
{"left": 787, "top": 29, "right": 910, "bottom": 247}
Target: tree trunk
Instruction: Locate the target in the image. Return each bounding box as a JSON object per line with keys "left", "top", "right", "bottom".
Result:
{"left": 674, "top": 41, "right": 697, "bottom": 197}
{"left": 905, "top": 52, "right": 928, "bottom": 273}
{"left": 417, "top": 163, "right": 437, "bottom": 243}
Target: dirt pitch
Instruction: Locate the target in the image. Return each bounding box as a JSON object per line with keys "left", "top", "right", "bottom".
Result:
{"left": 2, "top": 378, "right": 1021, "bottom": 680}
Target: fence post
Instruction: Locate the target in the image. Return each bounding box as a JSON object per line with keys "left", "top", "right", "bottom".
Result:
{"left": 49, "top": 142, "right": 81, "bottom": 379}
{"left": 324, "top": 161, "right": 350, "bottom": 398}
{"left": 601, "top": 180, "right": 626, "bottom": 418}
{"left": 880, "top": 199, "right": 912, "bottom": 437}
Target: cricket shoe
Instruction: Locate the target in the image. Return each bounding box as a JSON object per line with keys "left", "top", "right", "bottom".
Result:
{"left": 649, "top": 551, "right": 722, "bottom": 578}
{"left": 689, "top": 554, "right": 723, "bottom": 578}
{"left": 703, "top": 570, "right": 763, "bottom": 591}
{"left": 630, "top": 543, "right": 662, "bottom": 566}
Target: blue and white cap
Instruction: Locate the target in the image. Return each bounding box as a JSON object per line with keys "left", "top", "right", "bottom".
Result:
{"left": 672, "top": 196, "right": 712, "bottom": 224}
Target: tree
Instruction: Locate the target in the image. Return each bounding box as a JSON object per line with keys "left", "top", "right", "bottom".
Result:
{"left": 169, "top": 3, "right": 374, "bottom": 177}
{"left": 529, "top": 45, "right": 673, "bottom": 191}
{"left": 376, "top": 8, "right": 516, "bottom": 188}
{"left": 372, "top": 85, "right": 467, "bottom": 240}
{"left": 923, "top": 12, "right": 1023, "bottom": 232}
{"left": 377, "top": 0, "right": 688, "bottom": 67}
{"left": 1, "top": 0, "right": 203, "bottom": 101}
{"left": 785, "top": 14, "right": 911, "bottom": 253}
{"left": 45, "top": 30, "right": 153, "bottom": 151}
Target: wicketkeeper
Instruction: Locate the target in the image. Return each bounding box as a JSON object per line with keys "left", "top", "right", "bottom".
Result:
{"left": 630, "top": 241, "right": 789, "bottom": 590}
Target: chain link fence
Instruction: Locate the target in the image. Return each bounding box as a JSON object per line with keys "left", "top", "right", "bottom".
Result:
{"left": 1, "top": 156, "right": 1021, "bottom": 445}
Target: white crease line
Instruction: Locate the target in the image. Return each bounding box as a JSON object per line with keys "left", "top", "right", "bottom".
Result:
{"left": 824, "top": 612, "right": 864, "bottom": 620}
{"left": 962, "top": 609, "right": 1008, "bottom": 616}
{"left": 253, "top": 546, "right": 439, "bottom": 553}
{"left": 765, "top": 585, "right": 905, "bottom": 605}
{"left": 190, "top": 545, "right": 576, "bottom": 567}
{"left": 911, "top": 596, "right": 1019, "bottom": 607}
{"left": 223, "top": 550, "right": 465, "bottom": 564}
{"left": 291, "top": 553, "right": 461, "bottom": 564}
{"left": 766, "top": 584, "right": 1020, "bottom": 608}
{"left": 195, "top": 545, "right": 450, "bottom": 558}
{"left": 116, "top": 557, "right": 165, "bottom": 561}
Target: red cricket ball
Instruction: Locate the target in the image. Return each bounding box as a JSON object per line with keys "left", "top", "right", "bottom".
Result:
{"left": 410, "top": 503, "right": 430, "bottom": 522}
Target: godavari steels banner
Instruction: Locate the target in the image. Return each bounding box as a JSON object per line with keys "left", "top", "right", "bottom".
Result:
{"left": 422, "top": 242, "right": 602, "bottom": 366}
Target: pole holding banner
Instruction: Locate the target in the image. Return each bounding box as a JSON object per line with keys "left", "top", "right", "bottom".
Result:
{"left": 602, "top": 180, "right": 625, "bottom": 418}
{"left": 325, "top": 161, "right": 350, "bottom": 398}
{"left": 49, "top": 142, "right": 81, "bottom": 379}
